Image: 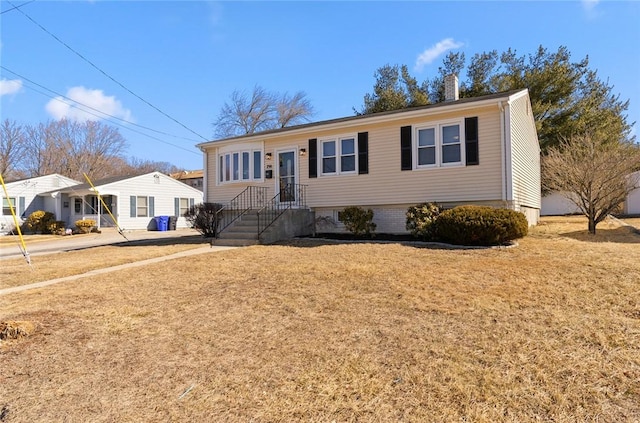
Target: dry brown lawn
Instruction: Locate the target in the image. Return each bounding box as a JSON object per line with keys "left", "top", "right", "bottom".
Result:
{"left": 1, "top": 239, "right": 207, "bottom": 290}
{"left": 1, "top": 216, "right": 639, "bottom": 422}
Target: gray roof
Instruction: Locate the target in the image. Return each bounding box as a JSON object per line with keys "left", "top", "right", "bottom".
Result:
{"left": 198, "top": 89, "right": 526, "bottom": 146}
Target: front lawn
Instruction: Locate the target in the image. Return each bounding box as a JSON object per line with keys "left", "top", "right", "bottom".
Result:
{"left": 1, "top": 216, "right": 638, "bottom": 421}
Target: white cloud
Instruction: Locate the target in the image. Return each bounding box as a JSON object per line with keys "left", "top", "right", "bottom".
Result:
{"left": 414, "top": 38, "right": 464, "bottom": 72}
{"left": 46, "top": 86, "right": 132, "bottom": 122}
{"left": 0, "top": 79, "right": 23, "bottom": 96}
{"left": 582, "top": 0, "right": 601, "bottom": 19}
{"left": 582, "top": 0, "right": 599, "bottom": 12}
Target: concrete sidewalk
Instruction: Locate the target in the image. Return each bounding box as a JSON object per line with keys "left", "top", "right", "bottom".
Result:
{"left": 0, "top": 227, "right": 207, "bottom": 260}
{"left": 0, "top": 244, "right": 236, "bottom": 296}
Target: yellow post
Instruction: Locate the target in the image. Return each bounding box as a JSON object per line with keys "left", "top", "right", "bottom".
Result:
{"left": 0, "top": 173, "right": 31, "bottom": 266}
{"left": 82, "top": 173, "right": 129, "bottom": 241}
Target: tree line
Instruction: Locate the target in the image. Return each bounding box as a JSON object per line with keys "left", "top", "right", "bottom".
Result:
{"left": 1, "top": 119, "right": 182, "bottom": 182}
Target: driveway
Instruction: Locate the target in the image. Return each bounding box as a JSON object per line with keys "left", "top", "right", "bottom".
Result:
{"left": 0, "top": 227, "right": 208, "bottom": 260}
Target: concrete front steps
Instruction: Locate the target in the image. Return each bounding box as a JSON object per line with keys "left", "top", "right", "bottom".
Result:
{"left": 211, "top": 209, "right": 315, "bottom": 247}
{"left": 212, "top": 212, "right": 260, "bottom": 246}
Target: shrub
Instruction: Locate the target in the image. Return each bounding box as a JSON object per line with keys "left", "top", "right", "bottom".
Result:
{"left": 436, "top": 205, "right": 528, "bottom": 246}
{"left": 75, "top": 219, "right": 97, "bottom": 234}
{"left": 47, "top": 220, "right": 66, "bottom": 235}
{"left": 184, "top": 202, "right": 224, "bottom": 238}
{"left": 339, "top": 206, "right": 376, "bottom": 237}
{"left": 406, "top": 202, "right": 443, "bottom": 241}
{"left": 25, "top": 210, "right": 55, "bottom": 234}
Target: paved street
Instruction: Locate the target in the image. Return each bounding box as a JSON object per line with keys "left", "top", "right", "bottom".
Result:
{"left": 0, "top": 227, "right": 208, "bottom": 260}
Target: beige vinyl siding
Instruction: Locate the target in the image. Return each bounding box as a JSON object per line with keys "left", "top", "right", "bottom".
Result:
{"left": 508, "top": 93, "right": 541, "bottom": 210}
{"left": 204, "top": 103, "right": 510, "bottom": 209}
{"left": 305, "top": 106, "right": 504, "bottom": 208}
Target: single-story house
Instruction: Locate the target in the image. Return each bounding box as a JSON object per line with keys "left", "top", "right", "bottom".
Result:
{"left": 541, "top": 171, "right": 640, "bottom": 216}
{"left": 197, "top": 76, "right": 541, "bottom": 243}
{"left": 624, "top": 171, "right": 640, "bottom": 215}
{"left": 541, "top": 192, "right": 581, "bottom": 216}
{"left": 1, "top": 173, "right": 81, "bottom": 233}
{"left": 170, "top": 169, "right": 204, "bottom": 191}
{"left": 1, "top": 171, "right": 203, "bottom": 233}
{"left": 46, "top": 171, "right": 204, "bottom": 230}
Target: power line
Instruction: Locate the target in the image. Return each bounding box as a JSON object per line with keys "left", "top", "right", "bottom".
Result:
{"left": 1, "top": 65, "right": 200, "bottom": 143}
{"left": 0, "top": 71, "right": 200, "bottom": 156}
{"left": 6, "top": 0, "right": 209, "bottom": 142}
{"left": 0, "top": 0, "right": 35, "bottom": 15}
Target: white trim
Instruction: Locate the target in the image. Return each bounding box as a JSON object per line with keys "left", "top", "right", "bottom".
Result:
{"left": 413, "top": 118, "right": 465, "bottom": 170}
{"left": 275, "top": 147, "right": 298, "bottom": 203}
{"left": 318, "top": 133, "right": 358, "bottom": 176}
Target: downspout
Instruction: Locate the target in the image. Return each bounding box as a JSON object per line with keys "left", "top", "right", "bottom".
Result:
{"left": 500, "top": 100, "right": 514, "bottom": 207}
{"left": 200, "top": 145, "right": 208, "bottom": 203}
{"left": 499, "top": 101, "right": 507, "bottom": 204}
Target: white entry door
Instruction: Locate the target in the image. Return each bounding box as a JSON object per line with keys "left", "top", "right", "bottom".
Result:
{"left": 277, "top": 150, "right": 297, "bottom": 203}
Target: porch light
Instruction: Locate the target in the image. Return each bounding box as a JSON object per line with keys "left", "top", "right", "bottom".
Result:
{"left": 265, "top": 153, "right": 272, "bottom": 160}
{"left": 299, "top": 148, "right": 307, "bottom": 157}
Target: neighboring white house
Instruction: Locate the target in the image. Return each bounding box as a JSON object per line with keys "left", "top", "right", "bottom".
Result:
{"left": 624, "top": 171, "right": 640, "bottom": 215}
{"left": 1, "top": 173, "right": 81, "bottom": 233}
{"left": 49, "top": 172, "right": 204, "bottom": 230}
{"left": 197, "top": 77, "right": 541, "bottom": 239}
{"left": 542, "top": 171, "right": 640, "bottom": 216}
{"left": 541, "top": 192, "right": 581, "bottom": 216}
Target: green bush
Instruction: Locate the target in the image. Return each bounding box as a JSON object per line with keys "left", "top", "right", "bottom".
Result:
{"left": 75, "top": 219, "right": 97, "bottom": 234}
{"left": 25, "top": 210, "right": 55, "bottom": 234}
{"left": 436, "top": 205, "right": 528, "bottom": 246}
{"left": 406, "top": 202, "right": 443, "bottom": 241}
{"left": 340, "top": 206, "right": 376, "bottom": 237}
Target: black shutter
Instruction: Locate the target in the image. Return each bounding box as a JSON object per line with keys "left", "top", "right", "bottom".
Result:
{"left": 465, "top": 117, "right": 479, "bottom": 166}
{"left": 357, "top": 132, "right": 368, "bottom": 175}
{"left": 400, "top": 126, "right": 412, "bottom": 171}
{"left": 308, "top": 138, "right": 317, "bottom": 178}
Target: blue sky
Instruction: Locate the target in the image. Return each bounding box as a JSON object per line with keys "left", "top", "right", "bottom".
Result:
{"left": 1, "top": 0, "right": 639, "bottom": 171}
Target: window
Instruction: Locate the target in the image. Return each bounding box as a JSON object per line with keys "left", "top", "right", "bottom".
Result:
{"left": 218, "top": 150, "right": 263, "bottom": 184}
{"left": 341, "top": 138, "right": 356, "bottom": 172}
{"left": 178, "top": 198, "right": 190, "bottom": 216}
{"left": 417, "top": 127, "right": 436, "bottom": 166}
{"left": 137, "top": 196, "right": 148, "bottom": 217}
{"left": 253, "top": 151, "right": 262, "bottom": 179}
{"left": 84, "top": 196, "right": 99, "bottom": 214}
{"left": 74, "top": 198, "right": 82, "bottom": 213}
{"left": 2, "top": 197, "right": 16, "bottom": 215}
{"left": 242, "top": 152, "right": 250, "bottom": 180}
{"left": 441, "top": 124, "right": 461, "bottom": 163}
{"left": 415, "top": 121, "right": 463, "bottom": 168}
{"left": 321, "top": 135, "right": 357, "bottom": 175}
{"left": 322, "top": 141, "right": 336, "bottom": 174}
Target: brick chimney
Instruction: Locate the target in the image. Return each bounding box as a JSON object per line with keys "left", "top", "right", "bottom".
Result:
{"left": 444, "top": 74, "right": 459, "bottom": 102}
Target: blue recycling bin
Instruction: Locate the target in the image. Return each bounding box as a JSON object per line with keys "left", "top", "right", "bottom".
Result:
{"left": 155, "top": 215, "right": 169, "bottom": 231}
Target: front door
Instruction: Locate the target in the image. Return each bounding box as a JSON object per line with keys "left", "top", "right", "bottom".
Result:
{"left": 278, "top": 150, "right": 296, "bottom": 203}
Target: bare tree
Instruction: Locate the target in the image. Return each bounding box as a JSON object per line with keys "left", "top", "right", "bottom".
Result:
{"left": 543, "top": 133, "right": 640, "bottom": 234}
{"left": 0, "top": 119, "right": 27, "bottom": 180}
{"left": 214, "top": 86, "right": 314, "bottom": 138}
{"left": 275, "top": 91, "right": 315, "bottom": 128}
{"left": 20, "top": 120, "right": 128, "bottom": 180}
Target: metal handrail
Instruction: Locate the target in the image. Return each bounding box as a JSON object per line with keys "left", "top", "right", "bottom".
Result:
{"left": 257, "top": 184, "right": 307, "bottom": 236}
{"left": 216, "top": 186, "right": 268, "bottom": 236}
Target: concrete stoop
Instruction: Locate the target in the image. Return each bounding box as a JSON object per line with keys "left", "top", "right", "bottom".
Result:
{"left": 212, "top": 209, "right": 315, "bottom": 246}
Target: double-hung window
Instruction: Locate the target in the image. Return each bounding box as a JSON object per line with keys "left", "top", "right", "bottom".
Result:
{"left": 415, "top": 121, "right": 463, "bottom": 168}
{"left": 178, "top": 198, "right": 190, "bottom": 216}
{"left": 2, "top": 197, "right": 16, "bottom": 216}
{"left": 321, "top": 135, "right": 357, "bottom": 175}
{"left": 218, "top": 149, "right": 263, "bottom": 184}
{"left": 137, "top": 196, "right": 149, "bottom": 217}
